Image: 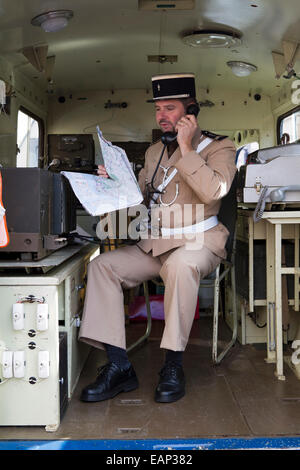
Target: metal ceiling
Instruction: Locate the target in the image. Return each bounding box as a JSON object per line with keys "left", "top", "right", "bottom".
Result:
{"left": 0, "top": 0, "right": 299, "bottom": 96}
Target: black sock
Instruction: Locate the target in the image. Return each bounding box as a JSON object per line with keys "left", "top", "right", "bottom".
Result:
{"left": 165, "top": 350, "right": 183, "bottom": 366}
{"left": 104, "top": 343, "right": 131, "bottom": 370}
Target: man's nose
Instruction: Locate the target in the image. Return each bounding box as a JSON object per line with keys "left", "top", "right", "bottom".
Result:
{"left": 157, "top": 110, "right": 168, "bottom": 121}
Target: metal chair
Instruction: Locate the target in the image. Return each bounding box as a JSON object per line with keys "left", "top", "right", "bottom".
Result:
{"left": 126, "top": 281, "right": 152, "bottom": 353}
{"left": 127, "top": 174, "right": 238, "bottom": 362}
{"left": 205, "top": 173, "right": 238, "bottom": 364}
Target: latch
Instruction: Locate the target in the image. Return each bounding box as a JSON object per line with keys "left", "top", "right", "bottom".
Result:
{"left": 254, "top": 177, "right": 262, "bottom": 193}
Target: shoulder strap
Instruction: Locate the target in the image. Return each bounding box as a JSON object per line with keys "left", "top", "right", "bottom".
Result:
{"left": 196, "top": 136, "right": 213, "bottom": 153}
{"left": 202, "top": 130, "right": 228, "bottom": 141}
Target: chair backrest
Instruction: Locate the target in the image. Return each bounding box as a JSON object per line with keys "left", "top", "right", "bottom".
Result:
{"left": 218, "top": 172, "right": 238, "bottom": 261}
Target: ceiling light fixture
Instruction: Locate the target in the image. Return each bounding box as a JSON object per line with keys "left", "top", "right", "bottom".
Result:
{"left": 31, "top": 10, "right": 74, "bottom": 32}
{"left": 227, "top": 61, "right": 257, "bottom": 77}
{"left": 182, "top": 30, "right": 242, "bottom": 48}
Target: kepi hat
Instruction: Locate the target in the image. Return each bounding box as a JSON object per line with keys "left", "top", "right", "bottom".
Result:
{"left": 148, "top": 73, "right": 196, "bottom": 102}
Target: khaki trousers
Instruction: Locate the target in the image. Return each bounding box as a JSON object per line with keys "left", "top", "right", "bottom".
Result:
{"left": 79, "top": 244, "right": 221, "bottom": 352}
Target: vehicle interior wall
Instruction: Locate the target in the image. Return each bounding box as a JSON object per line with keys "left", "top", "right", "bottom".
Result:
{"left": 0, "top": 55, "right": 293, "bottom": 169}
{"left": 46, "top": 85, "right": 275, "bottom": 161}
{"left": 0, "top": 0, "right": 299, "bottom": 169}
{"left": 0, "top": 57, "right": 48, "bottom": 168}
{"left": 271, "top": 79, "right": 300, "bottom": 140}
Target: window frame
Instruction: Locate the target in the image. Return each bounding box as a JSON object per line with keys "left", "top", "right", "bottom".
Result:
{"left": 17, "top": 106, "right": 45, "bottom": 168}
{"left": 277, "top": 105, "right": 300, "bottom": 145}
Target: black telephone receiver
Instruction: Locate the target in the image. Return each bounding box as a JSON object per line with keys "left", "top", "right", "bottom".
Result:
{"left": 161, "top": 103, "right": 200, "bottom": 145}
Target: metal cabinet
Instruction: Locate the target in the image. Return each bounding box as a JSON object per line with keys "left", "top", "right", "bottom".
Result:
{"left": 0, "top": 244, "right": 99, "bottom": 431}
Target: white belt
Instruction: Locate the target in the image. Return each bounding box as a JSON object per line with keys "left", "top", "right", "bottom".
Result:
{"left": 161, "top": 215, "right": 218, "bottom": 236}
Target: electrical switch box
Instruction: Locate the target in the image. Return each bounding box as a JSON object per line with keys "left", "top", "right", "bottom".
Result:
{"left": 0, "top": 243, "right": 97, "bottom": 430}
{"left": 12, "top": 303, "right": 25, "bottom": 330}
{"left": 38, "top": 350, "right": 50, "bottom": 378}
{"left": 36, "top": 303, "right": 49, "bottom": 331}
{"left": 2, "top": 351, "right": 13, "bottom": 378}
{"left": 13, "top": 351, "right": 25, "bottom": 378}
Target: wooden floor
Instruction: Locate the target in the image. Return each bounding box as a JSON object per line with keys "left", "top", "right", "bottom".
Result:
{"left": 2, "top": 316, "right": 300, "bottom": 441}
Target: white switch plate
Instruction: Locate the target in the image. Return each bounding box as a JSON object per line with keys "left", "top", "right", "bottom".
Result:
{"left": 2, "top": 351, "right": 13, "bottom": 378}
{"left": 36, "top": 303, "right": 49, "bottom": 331}
{"left": 12, "top": 303, "right": 25, "bottom": 330}
{"left": 13, "top": 351, "right": 25, "bottom": 378}
{"left": 38, "top": 351, "right": 50, "bottom": 378}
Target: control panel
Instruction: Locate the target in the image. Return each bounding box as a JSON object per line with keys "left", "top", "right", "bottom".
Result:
{"left": 47, "top": 134, "right": 95, "bottom": 173}
{"left": 0, "top": 290, "right": 61, "bottom": 431}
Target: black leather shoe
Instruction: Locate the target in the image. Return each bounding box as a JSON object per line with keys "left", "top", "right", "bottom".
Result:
{"left": 80, "top": 362, "right": 138, "bottom": 402}
{"left": 155, "top": 362, "right": 185, "bottom": 403}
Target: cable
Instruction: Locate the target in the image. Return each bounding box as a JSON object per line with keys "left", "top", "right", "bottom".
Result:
{"left": 71, "top": 232, "right": 139, "bottom": 247}
{"left": 253, "top": 186, "right": 269, "bottom": 222}
{"left": 69, "top": 233, "right": 101, "bottom": 245}
{"left": 150, "top": 144, "right": 167, "bottom": 193}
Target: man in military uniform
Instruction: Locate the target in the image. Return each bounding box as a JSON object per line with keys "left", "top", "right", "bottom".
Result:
{"left": 79, "top": 73, "right": 237, "bottom": 403}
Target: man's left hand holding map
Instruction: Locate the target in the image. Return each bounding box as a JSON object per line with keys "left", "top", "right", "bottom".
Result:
{"left": 62, "top": 127, "right": 143, "bottom": 216}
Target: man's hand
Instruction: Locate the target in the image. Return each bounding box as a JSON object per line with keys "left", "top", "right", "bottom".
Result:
{"left": 96, "top": 164, "right": 109, "bottom": 178}
{"left": 176, "top": 114, "right": 198, "bottom": 157}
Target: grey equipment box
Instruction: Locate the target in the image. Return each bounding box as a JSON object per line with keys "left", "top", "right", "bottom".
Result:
{"left": 0, "top": 168, "right": 76, "bottom": 261}
{"left": 0, "top": 243, "right": 98, "bottom": 431}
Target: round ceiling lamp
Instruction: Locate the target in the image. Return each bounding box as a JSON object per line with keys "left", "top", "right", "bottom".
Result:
{"left": 227, "top": 61, "right": 257, "bottom": 77}
{"left": 182, "top": 30, "right": 242, "bottom": 48}
{"left": 31, "top": 10, "right": 74, "bottom": 32}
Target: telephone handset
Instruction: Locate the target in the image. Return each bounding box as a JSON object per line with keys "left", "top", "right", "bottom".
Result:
{"left": 269, "top": 185, "right": 300, "bottom": 202}
{"left": 161, "top": 103, "right": 200, "bottom": 145}
{"left": 150, "top": 103, "right": 200, "bottom": 193}
{"left": 253, "top": 184, "right": 300, "bottom": 222}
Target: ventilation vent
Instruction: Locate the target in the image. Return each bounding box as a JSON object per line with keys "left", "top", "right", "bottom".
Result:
{"left": 148, "top": 55, "right": 178, "bottom": 64}
{"left": 139, "top": 0, "right": 195, "bottom": 10}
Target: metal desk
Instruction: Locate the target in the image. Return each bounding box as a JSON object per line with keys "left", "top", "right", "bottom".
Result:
{"left": 260, "top": 211, "right": 300, "bottom": 380}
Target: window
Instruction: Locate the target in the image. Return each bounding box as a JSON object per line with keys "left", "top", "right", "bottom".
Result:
{"left": 16, "top": 108, "right": 44, "bottom": 167}
{"left": 277, "top": 106, "right": 300, "bottom": 145}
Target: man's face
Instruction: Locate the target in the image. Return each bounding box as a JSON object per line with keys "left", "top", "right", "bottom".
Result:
{"left": 155, "top": 99, "right": 185, "bottom": 133}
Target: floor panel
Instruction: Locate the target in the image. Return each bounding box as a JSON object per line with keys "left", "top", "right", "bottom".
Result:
{"left": 1, "top": 317, "right": 300, "bottom": 441}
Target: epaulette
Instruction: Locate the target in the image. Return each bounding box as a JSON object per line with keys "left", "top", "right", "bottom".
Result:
{"left": 202, "top": 130, "right": 227, "bottom": 141}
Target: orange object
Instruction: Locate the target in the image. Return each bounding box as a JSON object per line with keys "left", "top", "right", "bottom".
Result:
{"left": 0, "top": 171, "right": 9, "bottom": 247}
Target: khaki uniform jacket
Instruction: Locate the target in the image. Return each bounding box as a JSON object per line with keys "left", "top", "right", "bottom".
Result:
{"left": 137, "top": 128, "right": 237, "bottom": 259}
